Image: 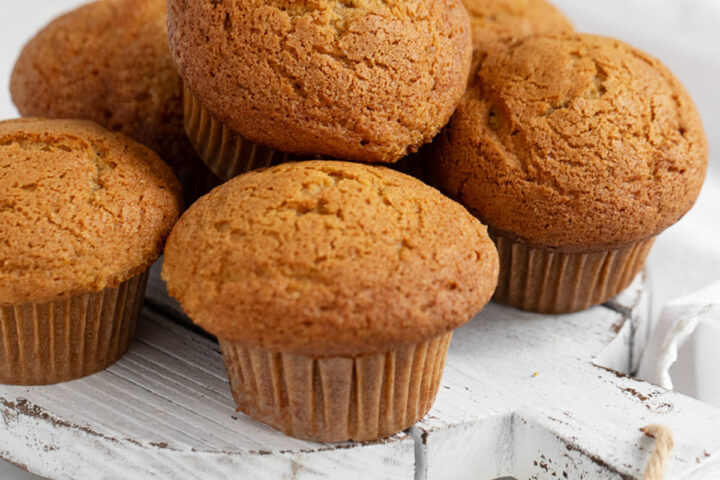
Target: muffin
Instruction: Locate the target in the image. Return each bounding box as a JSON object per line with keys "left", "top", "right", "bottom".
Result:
{"left": 167, "top": 0, "right": 472, "bottom": 180}
{"left": 163, "top": 161, "right": 498, "bottom": 441}
{"left": 431, "top": 34, "right": 707, "bottom": 314}
{"left": 10, "top": 0, "right": 219, "bottom": 206}
{"left": 394, "top": 0, "right": 572, "bottom": 182}
{"left": 0, "top": 119, "right": 182, "bottom": 385}
{"left": 464, "top": 0, "right": 572, "bottom": 72}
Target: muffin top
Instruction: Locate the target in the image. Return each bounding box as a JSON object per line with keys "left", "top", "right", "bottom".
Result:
{"left": 433, "top": 34, "right": 708, "bottom": 252}
{"left": 168, "top": 0, "right": 472, "bottom": 164}
{"left": 0, "top": 119, "right": 182, "bottom": 306}
{"left": 10, "top": 0, "right": 200, "bottom": 178}
{"left": 463, "top": 0, "right": 572, "bottom": 53}
{"left": 163, "top": 161, "right": 498, "bottom": 356}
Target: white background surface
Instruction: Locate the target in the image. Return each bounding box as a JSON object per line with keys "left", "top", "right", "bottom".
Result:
{"left": 1, "top": 1, "right": 719, "bottom": 478}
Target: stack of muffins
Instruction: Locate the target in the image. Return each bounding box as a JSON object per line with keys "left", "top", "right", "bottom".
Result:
{"left": 1, "top": 0, "right": 707, "bottom": 444}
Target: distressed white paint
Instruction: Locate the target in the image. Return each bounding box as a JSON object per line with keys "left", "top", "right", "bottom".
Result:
{"left": 414, "top": 277, "right": 720, "bottom": 479}
{"left": 606, "top": 272, "right": 653, "bottom": 374}
{"left": 0, "top": 309, "right": 416, "bottom": 480}
{"left": 1, "top": 270, "right": 719, "bottom": 479}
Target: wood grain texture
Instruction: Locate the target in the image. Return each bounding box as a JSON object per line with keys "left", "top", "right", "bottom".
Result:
{"left": 413, "top": 291, "right": 720, "bottom": 479}
{"left": 0, "top": 310, "right": 415, "bottom": 480}
{"left": 600, "top": 272, "right": 652, "bottom": 375}
{"left": 1, "top": 264, "right": 719, "bottom": 479}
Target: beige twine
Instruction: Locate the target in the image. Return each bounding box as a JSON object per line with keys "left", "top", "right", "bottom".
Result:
{"left": 641, "top": 424, "right": 674, "bottom": 480}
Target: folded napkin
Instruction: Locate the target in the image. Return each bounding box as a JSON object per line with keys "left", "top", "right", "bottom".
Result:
{"left": 637, "top": 281, "right": 720, "bottom": 408}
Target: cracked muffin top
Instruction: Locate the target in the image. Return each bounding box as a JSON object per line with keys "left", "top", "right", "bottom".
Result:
{"left": 0, "top": 119, "right": 182, "bottom": 306}
{"left": 463, "top": 0, "right": 572, "bottom": 53}
{"left": 167, "top": 0, "right": 472, "bottom": 164}
{"left": 162, "top": 161, "right": 498, "bottom": 356}
{"left": 432, "top": 34, "right": 708, "bottom": 252}
{"left": 10, "top": 0, "right": 201, "bottom": 178}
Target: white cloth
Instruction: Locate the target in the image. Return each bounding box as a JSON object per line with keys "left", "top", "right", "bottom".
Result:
{"left": 637, "top": 282, "right": 720, "bottom": 408}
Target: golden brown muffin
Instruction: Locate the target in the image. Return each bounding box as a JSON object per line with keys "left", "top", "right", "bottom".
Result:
{"left": 0, "top": 118, "right": 182, "bottom": 385}
{"left": 163, "top": 160, "right": 498, "bottom": 441}
{"left": 393, "top": 0, "right": 571, "bottom": 185}
{"left": 168, "top": 0, "right": 473, "bottom": 179}
{"left": 10, "top": 0, "right": 218, "bottom": 205}
{"left": 464, "top": 0, "right": 572, "bottom": 53}
{"left": 432, "top": 34, "right": 707, "bottom": 313}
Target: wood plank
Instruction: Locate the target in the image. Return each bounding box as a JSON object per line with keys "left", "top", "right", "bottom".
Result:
{"left": 2, "top": 266, "right": 719, "bottom": 479}
{"left": 605, "top": 272, "right": 653, "bottom": 373}
{"left": 0, "top": 309, "right": 415, "bottom": 480}
{"left": 413, "top": 300, "right": 720, "bottom": 479}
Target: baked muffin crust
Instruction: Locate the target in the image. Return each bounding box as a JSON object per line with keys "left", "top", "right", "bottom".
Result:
{"left": 163, "top": 161, "right": 498, "bottom": 356}
{"left": 10, "top": 0, "right": 198, "bottom": 175}
{"left": 463, "top": 0, "right": 572, "bottom": 52}
{"left": 433, "top": 34, "right": 708, "bottom": 252}
{"left": 168, "top": 0, "right": 472, "bottom": 164}
{"left": 0, "top": 119, "right": 182, "bottom": 306}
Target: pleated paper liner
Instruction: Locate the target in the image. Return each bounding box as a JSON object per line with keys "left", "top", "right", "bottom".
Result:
{"left": 220, "top": 332, "right": 452, "bottom": 442}
{"left": 171, "top": 157, "right": 222, "bottom": 208}
{"left": 0, "top": 271, "right": 149, "bottom": 385}
{"left": 183, "top": 85, "right": 291, "bottom": 181}
{"left": 491, "top": 231, "right": 655, "bottom": 314}
{"left": 391, "top": 145, "right": 433, "bottom": 185}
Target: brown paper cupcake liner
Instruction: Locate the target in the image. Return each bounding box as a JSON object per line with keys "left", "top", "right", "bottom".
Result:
{"left": 492, "top": 231, "right": 655, "bottom": 314}
{"left": 392, "top": 146, "right": 433, "bottom": 185}
{"left": 0, "top": 271, "right": 149, "bottom": 385}
{"left": 220, "top": 332, "right": 452, "bottom": 442}
{"left": 183, "top": 85, "right": 291, "bottom": 181}
{"left": 171, "top": 159, "right": 222, "bottom": 207}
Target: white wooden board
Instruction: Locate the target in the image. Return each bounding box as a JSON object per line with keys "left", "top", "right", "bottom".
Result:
{"left": 0, "top": 309, "right": 416, "bottom": 480}
{"left": 414, "top": 297, "right": 720, "bottom": 479}
{"left": 1, "top": 266, "right": 719, "bottom": 479}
